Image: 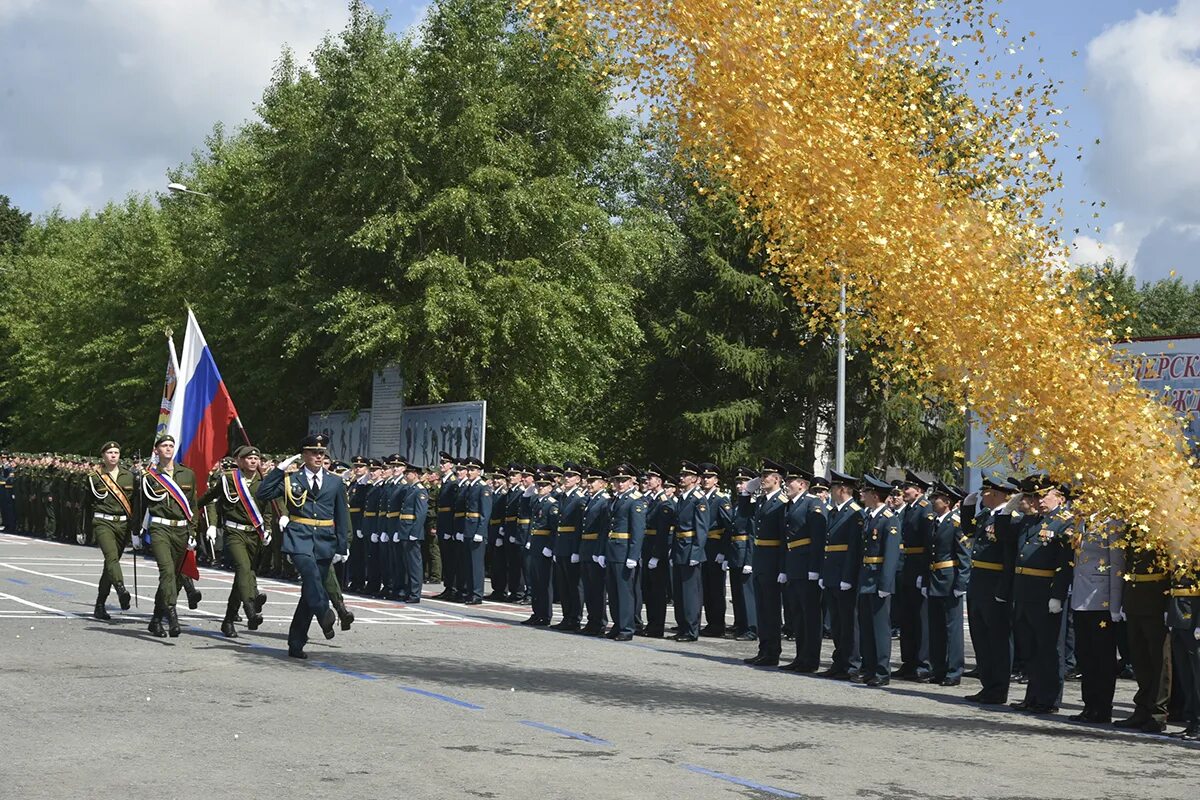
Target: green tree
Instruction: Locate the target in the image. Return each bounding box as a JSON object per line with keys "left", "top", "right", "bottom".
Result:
{"left": 0, "top": 195, "right": 31, "bottom": 250}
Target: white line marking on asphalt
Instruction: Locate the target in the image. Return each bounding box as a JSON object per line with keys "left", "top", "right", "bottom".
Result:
{"left": 0, "top": 591, "right": 79, "bottom": 618}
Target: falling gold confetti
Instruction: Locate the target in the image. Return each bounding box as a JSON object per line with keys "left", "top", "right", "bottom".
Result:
{"left": 522, "top": 0, "right": 1199, "bottom": 567}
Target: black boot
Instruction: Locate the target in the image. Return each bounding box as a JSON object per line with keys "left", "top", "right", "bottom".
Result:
{"left": 182, "top": 576, "right": 201, "bottom": 609}
{"left": 220, "top": 619, "right": 238, "bottom": 638}
{"left": 93, "top": 597, "right": 111, "bottom": 621}
{"left": 148, "top": 615, "right": 167, "bottom": 638}
{"left": 332, "top": 597, "right": 355, "bottom": 631}
{"left": 242, "top": 600, "right": 263, "bottom": 631}
{"left": 319, "top": 607, "right": 337, "bottom": 640}
{"left": 114, "top": 583, "right": 131, "bottom": 611}
{"left": 166, "top": 607, "right": 181, "bottom": 637}
{"left": 254, "top": 592, "right": 267, "bottom": 613}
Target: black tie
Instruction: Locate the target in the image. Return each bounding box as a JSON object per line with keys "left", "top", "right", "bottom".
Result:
{"left": 312, "top": 472, "right": 321, "bottom": 493}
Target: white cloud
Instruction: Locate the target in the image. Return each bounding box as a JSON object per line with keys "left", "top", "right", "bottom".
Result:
{"left": 1085, "top": 0, "right": 1200, "bottom": 282}
{"left": 0, "top": 0, "right": 349, "bottom": 215}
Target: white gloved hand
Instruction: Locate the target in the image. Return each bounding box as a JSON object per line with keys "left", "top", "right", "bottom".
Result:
{"left": 1193, "top": 627, "right": 1200, "bottom": 642}
{"left": 454, "top": 532, "right": 464, "bottom": 541}
{"left": 625, "top": 559, "right": 637, "bottom": 569}
{"left": 648, "top": 557, "right": 659, "bottom": 569}
{"left": 409, "top": 534, "right": 418, "bottom": 541}
{"left": 591, "top": 554, "right": 599, "bottom": 563}
{"left": 818, "top": 578, "right": 825, "bottom": 589}
{"left": 715, "top": 553, "right": 725, "bottom": 564}
{"left": 394, "top": 532, "right": 403, "bottom": 543}
{"left": 262, "top": 531, "right": 272, "bottom": 547}
{"left": 132, "top": 533, "right": 143, "bottom": 550}
{"left": 278, "top": 514, "right": 289, "bottom": 530}
{"left": 807, "top": 572, "right": 819, "bottom": 581}
{"left": 721, "top": 561, "right": 729, "bottom": 572}
{"left": 688, "top": 559, "right": 699, "bottom": 567}
{"left": 570, "top": 553, "right": 580, "bottom": 564}
{"left": 916, "top": 576, "right": 923, "bottom": 589}
{"left": 355, "top": 529, "right": 363, "bottom": 539}
{"left": 542, "top": 546, "right": 553, "bottom": 558}
{"left": 839, "top": 581, "right": 852, "bottom": 591}
{"left": 332, "top": 552, "right": 348, "bottom": 564}
{"left": 508, "top": 536, "right": 518, "bottom": 544}
{"left": 1048, "top": 597, "right": 1063, "bottom": 614}
{"left": 473, "top": 534, "right": 483, "bottom": 543}
{"left": 777, "top": 572, "right": 787, "bottom": 584}
{"left": 920, "top": 586, "right": 928, "bottom": 597}
{"left": 495, "top": 537, "right": 504, "bottom": 547}
{"left": 187, "top": 536, "right": 196, "bottom": 551}
{"left": 598, "top": 556, "right": 607, "bottom": 569}
{"left": 743, "top": 565, "right": 753, "bottom": 575}
{"left": 953, "top": 589, "right": 965, "bottom": 598}
{"left": 442, "top": 533, "right": 451, "bottom": 540}
{"left": 1110, "top": 608, "right": 1125, "bottom": 623}
{"left": 205, "top": 525, "right": 217, "bottom": 547}
{"left": 994, "top": 595, "right": 1007, "bottom": 603}
{"left": 370, "top": 533, "right": 379, "bottom": 543}
{"left": 277, "top": 453, "right": 302, "bottom": 470}
{"left": 878, "top": 590, "right": 891, "bottom": 598}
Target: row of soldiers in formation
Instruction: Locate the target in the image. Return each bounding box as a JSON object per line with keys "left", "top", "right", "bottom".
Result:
{"left": 2, "top": 445, "right": 1198, "bottom": 737}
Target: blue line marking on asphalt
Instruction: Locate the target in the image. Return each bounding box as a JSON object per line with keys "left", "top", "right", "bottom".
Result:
{"left": 310, "top": 660, "right": 378, "bottom": 680}
{"left": 43, "top": 587, "right": 74, "bottom": 597}
{"left": 6, "top": 577, "right": 29, "bottom": 585}
{"left": 683, "top": 765, "right": 802, "bottom": 798}
{"left": 519, "top": 720, "right": 611, "bottom": 746}
{"left": 400, "top": 686, "right": 484, "bottom": 710}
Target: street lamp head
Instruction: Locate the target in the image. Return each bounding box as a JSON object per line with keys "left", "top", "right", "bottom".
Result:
{"left": 166, "top": 182, "right": 188, "bottom": 193}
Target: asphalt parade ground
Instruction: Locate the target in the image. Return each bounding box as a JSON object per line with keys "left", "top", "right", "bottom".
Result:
{"left": 1, "top": 533, "right": 1196, "bottom": 800}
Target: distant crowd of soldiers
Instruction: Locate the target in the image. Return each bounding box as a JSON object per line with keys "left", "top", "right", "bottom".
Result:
{"left": 1, "top": 448, "right": 1197, "bottom": 740}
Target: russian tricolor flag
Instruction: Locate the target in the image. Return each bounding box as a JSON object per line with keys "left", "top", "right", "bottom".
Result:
{"left": 165, "top": 308, "right": 240, "bottom": 476}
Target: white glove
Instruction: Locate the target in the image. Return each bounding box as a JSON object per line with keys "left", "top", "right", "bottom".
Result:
{"left": 473, "top": 534, "right": 484, "bottom": 543}
{"left": 818, "top": 578, "right": 825, "bottom": 589}
{"left": 205, "top": 525, "right": 217, "bottom": 547}
{"left": 598, "top": 556, "right": 607, "bottom": 568}
{"left": 454, "top": 532, "right": 464, "bottom": 541}
{"left": 807, "top": 572, "right": 819, "bottom": 581}
{"left": 625, "top": 559, "right": 637, "bottom": 569}
{"left": 916, "top": 576, "right": 923, "bottom": 589}
{"left": 688, "top": 559, "right": 699, "bottom": 567}
{"left": 132, "top": 533, "right": 143, "bottom": 550}
{"left": 777, "top": 572, "right": 787, "bottom": 584}
{"left": 878, "top": 590, "right": 891, "bottom": 598}
{"left": 715, "top": 553, "right": 725, "bottom": 564}
{"left": 721, "top": 561, "right": 729, "bottom": 572}
{"left": 409, "top": 535, "right": 418, "bottom": 541}
{"left": 742, "top": 565, "right": 752, "bottom": 575}
{"left": 442, "top": 533, "right": 451, "bottom": 540}
{"left": 591, "top": 554, "right": 599, "bottom": 563}
{"left": 187, "top": 536, "right": 196, "bottom": 551}
{"left": 495, "top": 537, "right": 504, "bottom": 547}
{"left": 278, "top": 514, "right": 289, "bottom": 529}
{"left": 525, "top": 541, "right": 531, "bottom": 550}
{"left": 542, "top": 546, "right": 553, "bottom": 558}
{"left": 277, "top": 453, "right": 302, "bottom": 470}
{"left": 648, "top": 557, "right": 659, "bottom": 569}
{"left": 1110, "top": 609, "right": 1125, "bottom": 623}
{"left": 570, "top": 553, "right": 580, "bottom": 564}
{"left": 953, "top": 589, "right": 965, "bottom": 598}
{"left": 839, "top": 581, "right": 852, "bottom": 591}
{"left": 1193, "top": 628, "right": 1200, "bottom": 641}
{"left": 332, "top": 552, "right": 348, "bottom": 564}
{"left": 994, "top": 595, "right": 1007, "bottom": 603}
{"left": 509, "top": 535, "right": 518, "bottom": 544}
{"left": 355, "top": 529, "right": 363, "bottom": 539}
{"left": 262, "top": 531, "right": 272, "bottom": 547}
{"left": 370, "top": 533, "right": 379, "bottom": 543}
{"left": 920, "top": 586, "right": 928, "bottom": 597}
{"left": 1048, "top": 598, "right": 1063, "bottom": 614}
{"left": 394, "top": 532, "right": 403, "bottom": 543}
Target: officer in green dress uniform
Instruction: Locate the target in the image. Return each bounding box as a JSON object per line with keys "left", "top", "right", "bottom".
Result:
{"left": 140, "top": 434, "right": 198, "bottom": 638}
{"left": 88, "top": 442, "right": 135, "bottom": 620}
{"left": 197, "top": 445, "right": 270, "bottom": 638}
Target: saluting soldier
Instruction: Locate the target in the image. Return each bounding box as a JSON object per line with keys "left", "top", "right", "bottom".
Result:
{"left": 523, "top": 469, "right": 559, "bottom": 625}
{"left": 89, "top": 442, "right": 135, "bottom": 620}
{"left": 726, "top": 466, "right": 758, "bottom": 642}
{"left": 894, "top": 470, "right": 935, "bottom": 680}
{"left": 745, "top": 460, "right": 787, "bottom": 666}
{"left": 460, "top": 457, "right": 492, "bottom": 605}
{"left": 853, "top": 474, "right": 903, "bottom": 687}
{"left": 552, "top": 462, "right": 587, "bottom": 632}
{"left": 922, "top": 481, "right": 970, "bottom": 685}
{"left": 140, "top": 434, "right": 198, "bottom": 638}
{"left": 257, "top": 434, "right": 350, "bottom": 659}
{"left": 670, "top": 461, "right": 707, "bottom": 642}
{"left": 604, "top": 463, "right": 645, "bottom": 641}
{"left": 962, "top": 476, "right": 1018, "bottom": 705}
{"left": 640, "top": 463, "right": 674, "bottom": 638}
{"left": 781, "top": 466, "right": 828, "bottom": 673}
{"left": 197, "top": 445, "right": 270, "bottom": 638}
{"left": 579, "top": 466, "right": 611, "bottom": 635}
{"left": 396, "top": 460, "right": 429, "bottom": 603}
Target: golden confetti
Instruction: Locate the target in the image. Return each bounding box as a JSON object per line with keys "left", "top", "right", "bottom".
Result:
{"left": 523, "top": 0, "right": 1200, "bottom": 566}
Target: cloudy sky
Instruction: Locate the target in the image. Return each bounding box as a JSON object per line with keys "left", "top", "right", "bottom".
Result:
{"left": 1, "top": 0, "right": 1196, "bottom": 281}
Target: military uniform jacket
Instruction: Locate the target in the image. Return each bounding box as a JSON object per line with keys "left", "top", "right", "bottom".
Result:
{"left": 925, "top": 510, "right": 970, "bottom": 596}
{"left": 516, "top": 488, "right": 535, "bottom": 541}
{"left": 88, "top": 467, "right": 135, "bottom": 520}
{"left": 751, "top": 490, "right": 786, "bottom": 574}
{"left": 531, "top": 493, "right": 560, "bottom": 551}
{"left": 197, "top": 470, "right": 264, "bottom": 529}
{"left": 784, "top": 493, "right": 829, "bottom": 579}
{"left": 606, "top": 488, "right": 646, "bottom": 563}
{"left": 1122, "top": 545, "right": 1169, "bottom": 616}
{"left": 644, "top": 490, "right": 675, "bottom": 562}
{"left": 964, "top": 504, "right": 1008, "bottom": 601}
{"left": 580, "top": 490, "right": 611, "bottom": 559}
{"left": 462, "top": 479, "right": 493, "bottom": 541}
{"left": 1006, "top": 510, "right": 1074, "bottom": 604}
{"left": 723, "top": 493, "right": 753, "bottom": 569}
{"left": 671, "top": 488, "right": 709, "bottom": 565}
{"left": 1167, "top": 573, "right": 1198, "bottom": 632}
{"left": 1070, "top": 518, "right": 1125, "bottom": 613}
{"left": 257, "top": 467, "right": 350, "bottom": 559}
{"left": 453, "top": 478, "right": 471, "bottom": 538}
{"left": 395, "top": 481, "right": 428, "bottom": 540}
{"left": 436, "top": 476, "right": 459, "bottom": 540}
{"left": 384, "top": 479, "right": 409, "bottom": 541}
{"left": 142, "top": 464, "right": 197, "bottom": 525}
{"left": 901, "top": 499, "right": 935, "bottom": 577}
{"left": 821, "top": 498, "right": 865, "bottom": 587}
{"left": 504, "top": 486, "right": 523, "bottom": 542}
{"left": 348, "top": 478, "right": 369, "bottom": 533}
{"left": 554, "top": 487, "right": 586, "bottom": 559}
{"left": 704, "top": 489, "right": 732, "bottom": 560}
{"left": 489, "top": 488, "right": 507, "bottom": 541}
{"left": 363, "top": 480, "right": 387, "bottom": 540}
{"left": 855, "top": 506, "right": 901, "bottom": 594}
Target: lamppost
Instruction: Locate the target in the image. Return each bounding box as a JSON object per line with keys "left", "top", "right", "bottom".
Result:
{"left": 166, "top": 182, "right": 214, "bottom": 199}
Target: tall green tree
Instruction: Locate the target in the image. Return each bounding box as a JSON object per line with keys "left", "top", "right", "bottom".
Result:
{"left": 0, "top": 195, "right": 31, "bottom": 251}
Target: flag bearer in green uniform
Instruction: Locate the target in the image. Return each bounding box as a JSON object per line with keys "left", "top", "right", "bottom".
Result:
{"left": 140, "top": 434, "right": 198, "bottom": 638}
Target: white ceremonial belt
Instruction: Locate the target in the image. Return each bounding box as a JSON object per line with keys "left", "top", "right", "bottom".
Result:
{"left": 225, "top": 521, "right": 255, "bottom": 532}
{"left": 93, "top": 513, "right": 128, "bottom": 522}
{"left": 150, "top": 516, "right": 189, "bottom": 528}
